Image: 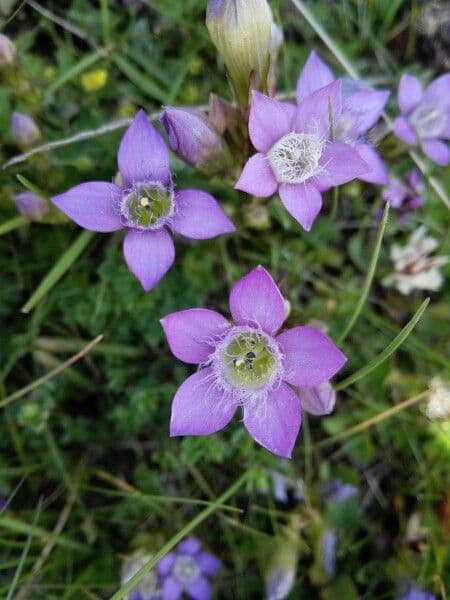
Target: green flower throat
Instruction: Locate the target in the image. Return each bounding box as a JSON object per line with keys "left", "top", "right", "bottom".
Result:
{"left": 122, "top": 183, "right": 173, "bottom": 229}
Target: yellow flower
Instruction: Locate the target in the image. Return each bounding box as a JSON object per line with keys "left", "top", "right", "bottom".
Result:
{"left": 81, "top": 69, "right": 108, "bottom": 92}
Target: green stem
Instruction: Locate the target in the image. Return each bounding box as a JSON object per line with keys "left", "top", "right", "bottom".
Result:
{"left": 0, "top": 216, "right": 28, "bottom": 236}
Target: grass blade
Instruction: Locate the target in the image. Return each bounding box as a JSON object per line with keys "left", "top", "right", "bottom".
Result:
{"left": 45, "top": 49, "right": 107, "bottom": 99}
{"left": 112, "top": 54, "right": 168, "bottom": 102}
{"left": 335, "top": 298, "right": 430, "bottom": 391}
{"left": 0, "top": 216, "right": 28, "bottom": 236}
{"left": 21, "top": 230, "right": 94, "bottom": 314}
{"left": 338, "top": 203, "right": 389, "bottom": 343}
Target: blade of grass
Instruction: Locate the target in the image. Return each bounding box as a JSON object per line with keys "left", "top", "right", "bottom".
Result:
{"left": 21, "top": 230, "right": 94, "bottom": 314}
{"left": 338, "top": 203, "right": 389, "bottom": 343}
{"left": 0, "top": 216, "right": 28, "bottom": 236}
{"left": 16, "top": 174, "right": 49, "bottom": 199}
{"left": 99, "top": 0, "right": 111, "bottom": 46}
{"left": 44, "top": 49, "right": 108, "bottom": 99}
{"left": 0, "top": 515, "right": 87, "bottom": 552}
{"left": 0, "top": 335, "right": 103, "bottom": 410}
{"left": 110, "top": 467, "right": 253, "bottom": 600}
{"left": 334, "top": 298, "right": 429, "bottom": 391}
{"left": 112, "top": 54, "right": 168, "bottom": 103}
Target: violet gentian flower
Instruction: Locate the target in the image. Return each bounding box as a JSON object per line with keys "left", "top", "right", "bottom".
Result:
{"left": 121, "top": 552, "right": 162, "bottom": 600}
{"left": 161, "top": 107, "right": 231, "bottom": 174}
{"left": 393, "top": 73, "right": 450, "bottom": 166}
{"left": 161, "top": 267, "right": 346, "bottom": 457}
{"left": 321, "top": 479, "right": 358, "bottom": 505}
{"left": 398, "top": 583, "right": 435, "bottom": 600}
{"left": 156, "top": 537, "right": 220, "bottom": 600}
{"left": 52, "top": 110, "right": 235, "bottom": 291}
{"left": 14, "top": 191, "right": 49, "bottom": 220}
{"left": 235, "top": 83, "right": 368, "bottom": 231}
{"left": 10, "top": 111, "right": 41, "bottom": 147}
{"left": 295, "top": 51, "right": 390, "bottom": 185}
{"left": 382, "top": 169, "right": 423, "bottom": 217}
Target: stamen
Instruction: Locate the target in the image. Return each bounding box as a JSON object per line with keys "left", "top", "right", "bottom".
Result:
{"left": 121, "top": 182, "right": 174, "bottom": 230}
{"left": 267, "top": 132, "right": 325, "bottom": 184}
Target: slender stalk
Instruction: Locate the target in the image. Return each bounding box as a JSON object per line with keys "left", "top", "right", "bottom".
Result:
{"left": 0, "top": 216, "right": 28, "bottom": 236}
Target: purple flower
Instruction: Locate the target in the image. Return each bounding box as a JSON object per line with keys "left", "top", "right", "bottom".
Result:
{"left": 393, "top": 73, "right": 450, "bottom": 166}
{"left": 235, "top": 84, "right": 368, "bottom": 231}
{"left": 398, "top": 583, "right": 435, "bottom": 600}
{"left": 14, "top": 191, "right": 49, "bottom": 220}
{"left": 156, "top": 537, "right": 220, "bottom": 600}
{"left": 161, "top": 107, "right": 230, "bottom": 173}
{"left": 321, "top": 528, "right": 337, "bottom": 578}
{"left": 382, "top": 169, "right": 423, "bottom": 217}
{"left": 10, "top": 111, "right": 41, "bottom": 147}
{"left": 121, "top": 553, "right": 162, "bottom": 600}
{"left": 161, "top": 267, "right": 346, "bottom": 457}
{"left": 52, "top": 110, "right": 235, "bottom": 292}
{"left": 295, "top": 51, "right": 390, "bottom": 185}
{"left": 321, "top": 479, "right": 358, "bottom": 505}
{"left": 298, "top": 380, "right": 336, "bottom": 416}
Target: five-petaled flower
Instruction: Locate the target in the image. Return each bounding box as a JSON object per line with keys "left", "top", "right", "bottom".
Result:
{"left": 393, "top": 73, "right": 450, "bottom": 166}
{"left": 52, "top": 110, "right": 235, "bottom": 292}
{"left": 235, "top": 80, "right": 369, "bottom": 231}
{"left": 156, "top": 536, "right": 220, "bottom": 600}
{"left": 161, "top": 267, "right": 346, "bottom": 458}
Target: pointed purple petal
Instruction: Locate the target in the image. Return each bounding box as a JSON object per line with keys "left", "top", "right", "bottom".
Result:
{"left": 172, "top": 189, "right": 235, "bottom": 239}
{"left": 229, "top": 266, "right": 285, "bottom": 335}
{"left": 162, "top": 576, "right": 183, "bottom": 600}
{"left": 422, "top": 138, "right": 450, "bottom": 166}
{"left": 161, "top": 309, "right": 230, "bottom": 364}
{"left": 293, "top": 80, "right": 342, "bottom": 137}
{"left": 343, "top": 89, "right": 390, "bottom": 136}
{"left": 177, "top": 537, "right": 201, "bottom": 555}
{"left": 355, "top": 143, "right": 388, "bottom": 185}
{"left": 249, "top": 91, "right": 295, "bottom": 153}
{"left": 118, "top": 109, "right": 170, "bottom": 186}
{"left": 298, "top": 381, "right": 336, "bottom": 415}
{"left": 235, "top": 153, "right": 278, "bottom": 197}
{"left": 423, "top": 73, "right": 450, "bottom": 110}
{"left": 398, "top": 74, "right": 423, "bottom": 115}
{"left": 123, "top": 228, "right": 175, "bottom": 292}
{"left": 277, "top": 326, "right": 346, "bottom": 387}
{"left": 315, "top": 141, "right": 369, "bottom": 190}
{"left": 198, "top": 552, "right": 221, "bottom": 575}
{"left": 170, "top": 369, "right": 236, "bottom": 436}
{"left": 278, "top": 183, "right": 322, "bottom": 231}
{"left": 157, "top": 553, "right": 176, "bottom": 577}
{"left": 296, "top": 51, "right": 335, "bottom": 103}
{"left": 185, "top": 576, "right": 211, "bottom": 600}
{"left": 393, "top": 116, "right": 417, "bottom": 145}
{"left": 51, "top": 182, "right": 123, "bottom": 232}
{"left": 243, "top": 383, "right": 301, "bottom": 458}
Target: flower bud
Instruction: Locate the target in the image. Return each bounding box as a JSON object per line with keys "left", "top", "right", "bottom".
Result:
{"left": 298, "top": 381, "right": 336, "bottom": 416}
{"left": 321, "top": 528, "right": 337, "bottom": 578}
{"left": 161, "top": 106, "right": 231, "bottom": 174}
{"left": 0, "top": 34, "right": 16, "bottom": 68}
{"left": 265, "top": 524, "right": 299, "bottom": 599}
{"left": 208, "top": 93, "right": 240, "bottom": 135}
{"left": 14, "top": 191, "right": 49, "bottom": 221}
{"left": 206, "top": 0, "right": 275, "bottom": 107}
{"left": 10, "top": 111, "right": 41, "bottom": 147}
{"left": 425, "top": 377, "right": 450, "bottom": 421}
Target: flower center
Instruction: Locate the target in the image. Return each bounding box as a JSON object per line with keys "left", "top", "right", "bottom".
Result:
{"left": 121, "top": 182, "right": 174, "bottom": 230}
{"left": 410, "top": 105, "right": 445, "bottom": 139}
{"left": 213, "top": 327, "right": 282, "bottom": 394}
{"left": 267, "top": 132, "right": 324, "bottom": 184}
{"left": 173, "top": 555, "right": 200, "bottom": 585}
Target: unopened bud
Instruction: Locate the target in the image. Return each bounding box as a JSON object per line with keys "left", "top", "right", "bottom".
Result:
{"left": 0, "top": 34, "right": 16, "bottom": 68}
{"left": 208, "top": 93, "right": 240, "bottom": 135}
{"left": 161, "top": 106, "right": 231, "bottom": 174}
{"left": 298, "top": 381, "right": 336, "bottom": 416}
{"left": 10, "top": 111, "right": 41, "bottom": 147}
{"left": 206, "top": 0, "right": 275, "bottom": 107}
{"left": 265, "top": 522, "right": 299, "bottom": 600}
{"left": 15, "top": 191, "right": 49, "bottom": 221}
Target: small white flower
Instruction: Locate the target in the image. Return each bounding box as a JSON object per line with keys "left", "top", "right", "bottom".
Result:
{"left": 383, "top": 226, "right": 449, "bottom": 294}
{"left": 425, "top": 378, "right": 450, "bottom": 421}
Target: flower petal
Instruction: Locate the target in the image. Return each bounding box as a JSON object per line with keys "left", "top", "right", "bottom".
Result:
{"left": 162, "top": 576, "right": 182, "bottom": 600}
{"left": 161, "top": 309, "right": 230, "bottom": 364}
{"left": 422, "top": 138, "right": 450, "bottom": 166}
{"left": 123, "top": 228, "right": 175, "bottom": 292}
{"left": 298, "top": 381, "right": 336, "bottom": 415}
{"left": 51, "top": 182, "right": 123, "bottom": 232}
{"left": 172, "top": 189, "right": 235, "bottom": 239}
{"left": 229, "top": 266, "right": 285, "bottom": 335}
{"left": 398, "top": 74, "right": 423, "bottom": 115}
{"left": 243, "top": 382, "right": 301, "bottom": 458}
{"left": 278, "top": 183, "right": 322, "bottom": 231}
{"left": 177, "top": 537, "right": 201, "bottom": 555}
{"left": 296, "top": 51, "right": 335, "bottom": 103}
{"left": 293, "top": 80, "right": 342, "bottom": 137}
{"left": 118, "top": 109, "right": 170, "bottom": 186}
{"left": 423, "top": 73, "right": 450, "bottom": 110}
{"left": 355, "top": 143, "right": 388, "bottom": 185}
{"left": 235, "top": 153, "right": 278, "bottom": 197}
{"left": 249, "top": 91, "right": 295, "bottom": 153}
{"left": 156, "top": 553, "right": 176, "bottom": 577}
{"left": 315, "top": 141, "right": 369, "bottom": 190}
{"left": 277, "top": 326, "right": 346, "bottom": 387}
{"left": 185, "top": 577, "right": 211, "bottom": 600}
{"left": 393, "top": 116, "right": 417, "bottom": 145}
{"left": 343, "top": 89, "right": 390, "bottom": 136}
{"left": 198, "top": 552, "right": 221, "bottom": 575}
{"left": 170, "top": 369, "right": 236, "bottom": 436}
